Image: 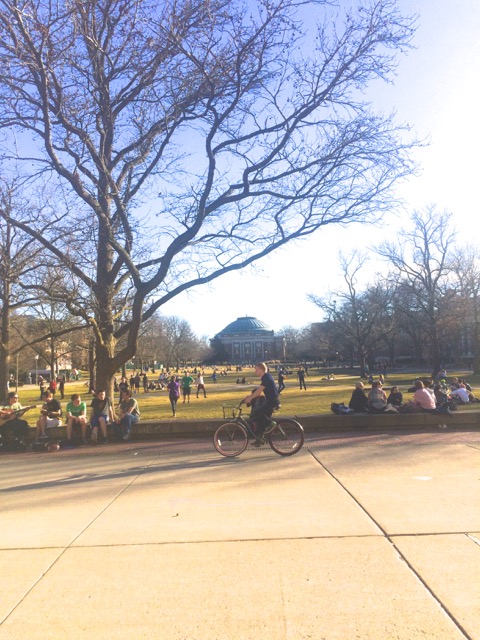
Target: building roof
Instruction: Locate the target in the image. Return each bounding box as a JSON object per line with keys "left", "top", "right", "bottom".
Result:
{"left": 217, "top": 316, "right": 273, "bottom": 336}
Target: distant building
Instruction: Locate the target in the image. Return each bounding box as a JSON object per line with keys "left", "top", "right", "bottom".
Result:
{"left": 213, "top": 316, "right": 285, "bottom": 364}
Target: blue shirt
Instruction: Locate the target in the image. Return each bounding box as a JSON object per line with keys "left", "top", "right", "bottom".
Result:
{"left": 261, "top": 372, "right": 278, "bottom": 405}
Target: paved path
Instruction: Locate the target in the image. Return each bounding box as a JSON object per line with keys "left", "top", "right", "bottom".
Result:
{"left": 1, "top": 430, "right": 479, "bottom": 639}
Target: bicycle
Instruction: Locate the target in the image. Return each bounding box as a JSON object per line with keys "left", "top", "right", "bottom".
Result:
{"left": 213, "top": 403, "right": 304, "bottom": 457}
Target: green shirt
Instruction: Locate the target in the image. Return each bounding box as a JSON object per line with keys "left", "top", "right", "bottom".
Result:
{"left": 182, "top": 375, "right": 194, "bottom": 390}
{"left": 66, "top": 401, "right": 87, "bottom": 417}
{"left": 3, "top": 401, "right": 22, "bottom": 412}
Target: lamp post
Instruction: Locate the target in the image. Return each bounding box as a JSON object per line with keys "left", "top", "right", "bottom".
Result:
{"left": 34, "top": 354, "right": 39, "bottom": 385}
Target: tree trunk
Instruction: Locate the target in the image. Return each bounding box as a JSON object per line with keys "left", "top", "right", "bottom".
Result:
{"left": 472, "top": 298, "right": 480, "bottom": 374}
{"left": 94, "top": 331, "right": 117, "bottom": 400}
{"left": 0, "top": 284, "right": 11, "bottom": 404}
{"left": 0, "top": 316, "right": 10, "bottom": 404}
{"left": 93, "top": 220, "right": 117, "bottom": 400}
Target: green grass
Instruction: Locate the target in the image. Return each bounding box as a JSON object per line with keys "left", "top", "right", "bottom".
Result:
{"left": 12, "top": 368, "right": 480, "bottom": 426}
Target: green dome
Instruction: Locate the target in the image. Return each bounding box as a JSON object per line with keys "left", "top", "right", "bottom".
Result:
{"left": 218, "top": 316, "right": 272, "bottom": 335}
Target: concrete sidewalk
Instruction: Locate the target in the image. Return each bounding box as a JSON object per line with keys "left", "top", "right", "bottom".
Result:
{"left": 1, "top": 431, "right": 479, "bottom": 639}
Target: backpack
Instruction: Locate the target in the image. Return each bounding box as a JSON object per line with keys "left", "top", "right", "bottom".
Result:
{"left": 331, "top": 402, "right": 353, "bottom": 415}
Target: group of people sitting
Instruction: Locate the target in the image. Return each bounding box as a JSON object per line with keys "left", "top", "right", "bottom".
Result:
{"left": 0, "top": 388, "right": 141, "bottom": 451}
{"left": 348, "top": 375, "right": 477, "bottom": 416}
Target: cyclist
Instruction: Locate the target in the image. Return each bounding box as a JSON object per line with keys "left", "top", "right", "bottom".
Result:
{"left": 243, "top": 362, "right": 279, "bottom": 445}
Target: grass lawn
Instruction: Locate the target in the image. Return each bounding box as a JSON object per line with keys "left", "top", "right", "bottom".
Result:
{"left": 12, "top": 367, "right": 480, "bottom": 426}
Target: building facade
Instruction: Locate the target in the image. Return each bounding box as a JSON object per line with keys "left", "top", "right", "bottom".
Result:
{"left": 213, "top": 316, "right": 285, "bottom": 364}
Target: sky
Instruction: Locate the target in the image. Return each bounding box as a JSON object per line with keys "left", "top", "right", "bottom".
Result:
{"left": 160, "top": 0, "right": 480, "bottom": 340}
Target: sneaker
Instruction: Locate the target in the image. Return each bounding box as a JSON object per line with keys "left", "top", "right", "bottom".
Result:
{"left": 123, "top": 432, "right": 131, "bottom": 441}
{"left": 90, "top": 432, "right": 98, "bottom": 445}
{"left": 263, "top": 421, "right": 277, "bottom": 435}
{"left": 99, "top": 436, "right": 108, "bottom": 444}
{"left": 250, "top": 437, "right": 266, "bottom": 447}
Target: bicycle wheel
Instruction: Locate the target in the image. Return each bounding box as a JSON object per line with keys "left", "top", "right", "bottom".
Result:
{"left": 213, "top": 422, "right": 248, "bottom": 457}
{"left": 268, "top": 419, "right": 304, "bottom": 456}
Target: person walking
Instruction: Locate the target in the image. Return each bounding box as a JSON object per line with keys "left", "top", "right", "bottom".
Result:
{"left": 167, "top": 376, "right": 180, "bottom": 417}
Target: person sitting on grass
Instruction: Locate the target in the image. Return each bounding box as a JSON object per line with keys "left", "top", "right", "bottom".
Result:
{"left": 450, "top": 383, "right": 470, "bottom": 405}
{"left": 66, "top": 393, "right": 88, "bottom": 444}
{"left": 90, "top": 389, "right": 115, "bottom": 444}
{"left": 401, "top": 380, "right": 440, "bottom": 414}
{"left": 367, "top": 381, "right": 387, "bottom": 413}
{"left": 242, "top": 362, "right": 279, "bottom": 446}
{"left": 35, "top": 391, "right": 62, "bottom": 440}
{"left": 387, "top": 386, "right": 403, "bottom": 408}
{"left": 348, "top": 382, "right": 368, "bottom": 413}
{"left": 114, "top": 389, "right": 140, "bottom": 441}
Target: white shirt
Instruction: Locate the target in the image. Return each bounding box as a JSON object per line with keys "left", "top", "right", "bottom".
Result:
{"left": 451, "top": 387, "right": 469, "bottom": 403}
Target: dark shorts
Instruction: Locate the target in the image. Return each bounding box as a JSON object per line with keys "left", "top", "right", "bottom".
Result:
{"left": 91, "top": 414, "right": 109, "bottom": 428}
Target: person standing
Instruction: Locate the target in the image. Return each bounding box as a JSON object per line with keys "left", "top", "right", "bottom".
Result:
{"left": 277, "top": 369, "right": 286, "bottom": 394}
{"left": 58, "top": 374, "right": 66, "bottom": 399}
{"left": 118, "top": 377, "right": 129, "bottom": 401}
{"left": 133, "top": 372, "right": 141, "bottom": 395}
{"left": 196, "top": 373, "right": 207, "bottom": 398}
{"left": 181, "top": 372, "right": 194, "bottom": 404}
{"left": 297, "top": 367, "right": 307, "bottom": 391}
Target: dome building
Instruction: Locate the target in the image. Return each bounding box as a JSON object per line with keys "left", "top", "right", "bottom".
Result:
{"left": 213, "top": 316, "right": 285, "bottom": 363}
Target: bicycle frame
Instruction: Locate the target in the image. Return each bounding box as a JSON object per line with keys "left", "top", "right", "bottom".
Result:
{"left": 224, "top": 405, "right": 258, "bottom": 437}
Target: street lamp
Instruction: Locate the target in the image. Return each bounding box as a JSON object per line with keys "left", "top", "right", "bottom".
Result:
{"left": 34, "top": 354, "right": 39, "bottom": 385}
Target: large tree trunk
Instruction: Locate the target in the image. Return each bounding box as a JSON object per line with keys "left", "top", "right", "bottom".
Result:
{"left": 95, "top": 337, "right": 116, "bottom": 400}
{"left": 0, "top": 282, "right": 10, "bottom": 404}
{"left": 93, "top": 220, "right": 117, "bottom": 400}
{"left": 0, "top": 302, "right": 10, "bottom": 404}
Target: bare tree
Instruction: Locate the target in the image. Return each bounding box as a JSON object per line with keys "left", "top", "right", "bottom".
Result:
{"left": 278, "top": 326, "right": 302, "bottom": 362}
{"left": 451, "top": 245, "right": 480, "bottom": 373}
{"left": 0, "top": 180, "right": 45, "bottom": 400}
{"left": 376, "top": 207, "right": 458, "bottom": 377}
{"left": 161, "top": 316, "right": 198, "bottom": 370}
{"left": 0, "top": 0, "right": 418, "bottom": 395}
{"left": 309, "top": 252, "right": 393, "bottom": 374}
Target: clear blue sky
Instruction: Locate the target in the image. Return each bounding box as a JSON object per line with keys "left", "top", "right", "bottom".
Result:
{"left": 163, "top": 0, "right": 480, "bottom": 338}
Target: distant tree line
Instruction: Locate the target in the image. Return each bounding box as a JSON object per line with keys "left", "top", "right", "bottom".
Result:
{"left": 283, "top": 209, "right": 480, "bottom": 377}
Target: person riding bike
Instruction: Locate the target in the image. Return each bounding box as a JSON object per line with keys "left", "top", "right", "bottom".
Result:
{"left": 243, "top": 362, "right": 279, "bottom": 445}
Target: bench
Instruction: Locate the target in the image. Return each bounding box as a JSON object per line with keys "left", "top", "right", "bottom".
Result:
{"left": 25, "top": 409, "right": 480, "bottom": 442}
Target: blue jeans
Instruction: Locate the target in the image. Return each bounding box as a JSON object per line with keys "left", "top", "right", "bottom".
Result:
{"left": 114, "top": 413, "right": 139, "bottom": 439}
